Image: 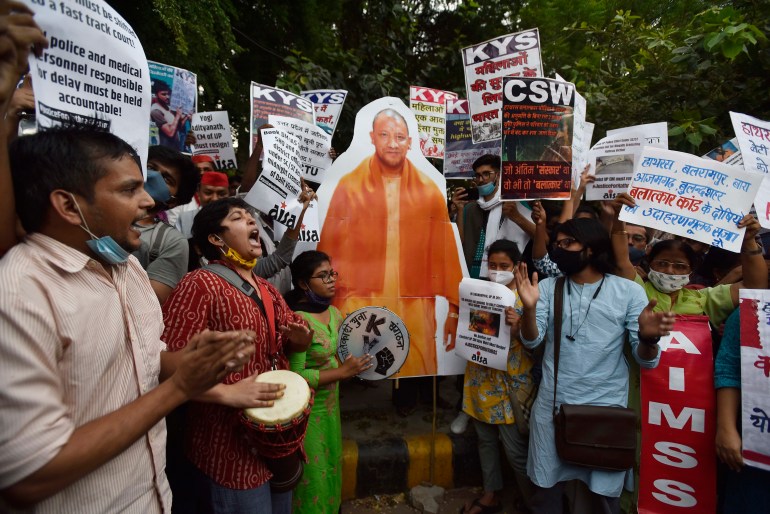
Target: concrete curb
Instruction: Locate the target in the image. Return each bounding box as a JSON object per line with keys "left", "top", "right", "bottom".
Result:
{"left": 341, "top": 432, "right": 482, "bottom": 500}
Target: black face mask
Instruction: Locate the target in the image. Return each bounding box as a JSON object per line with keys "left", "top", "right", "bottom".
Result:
{"left": 549, "top": 247, "right": 590, "bottom": 275}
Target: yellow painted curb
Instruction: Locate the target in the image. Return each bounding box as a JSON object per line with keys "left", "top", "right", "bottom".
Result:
{"left": 405, "top": 433, "right": 453, "bottom": 489}
{"left": 341, "top": 439, "right": 358, "bottom": 500}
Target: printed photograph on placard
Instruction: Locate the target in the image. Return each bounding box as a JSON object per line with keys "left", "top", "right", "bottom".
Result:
{"left": 595, "top": 154, "right": 634, "bottom": 176}
{"left": 468, "top": 309, "right": 501, "bottom": 338}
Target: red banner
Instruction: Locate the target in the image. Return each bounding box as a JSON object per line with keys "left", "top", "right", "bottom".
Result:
{"left": 639, "top": 315, "right": 716, "bottom": 513}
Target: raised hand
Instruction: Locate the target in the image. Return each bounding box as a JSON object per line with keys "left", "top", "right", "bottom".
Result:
{"left": 638, "top": 299, "right": 675, "bottom": 340}
{"left": 0, "top": 2, "right": 47, "bottom": 108}
{"left": 513, "top": 262, "right": 539, "bottom": 310}
{"left": 531, "top": 200, "right": 546, "bottom": 226}
{"left": 738, "top": 214, "right": 761, "bottom": 242}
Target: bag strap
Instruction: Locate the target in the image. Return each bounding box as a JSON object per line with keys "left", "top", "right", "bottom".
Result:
{"left": 148, "top": 222, "right": 171, "bottom": 264}
{"left": 203, "top": 263, "right": 281, "bottom": 366}
{"left": 552, "top": 276, "right": 566, "bottom": 417}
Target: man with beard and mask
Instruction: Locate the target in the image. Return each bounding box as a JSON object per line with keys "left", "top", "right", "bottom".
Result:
{"left": 132, "top": 146, "right": 199, "bottom": 304}
{"left": 514, "top": 217, "right": 676, "bottom": 514}
{"left": 452, "top": 154, "right": 535, "bottom": 279}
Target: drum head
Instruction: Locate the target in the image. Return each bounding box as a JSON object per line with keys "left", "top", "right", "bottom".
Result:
{"left": 336, "top": 307, "right": 409, "bottom": 380}
{"left": 243, "top": 370, "right": 311, "bottom": 425}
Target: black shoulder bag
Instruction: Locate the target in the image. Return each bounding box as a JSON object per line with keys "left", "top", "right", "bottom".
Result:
{"left": 552, "top": 276, "right": 638, "bottom": 471}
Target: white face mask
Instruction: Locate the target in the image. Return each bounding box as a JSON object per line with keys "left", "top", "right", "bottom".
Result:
{"left": 488, "top": 270, "right": 514, "bottom": 286}
{"left": 648, "top": 270, "right": 690, "bottom": 293}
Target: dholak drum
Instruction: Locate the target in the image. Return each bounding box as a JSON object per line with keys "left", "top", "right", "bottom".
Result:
{"left": 240, "top": 370, "right": 314, "bottom": 492}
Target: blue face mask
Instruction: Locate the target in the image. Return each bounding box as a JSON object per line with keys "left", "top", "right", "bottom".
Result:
{"left": 85, "top": 237, "right": 132, "bottom": 265}
{"left": 69, "top": 193, "right": 131, "bottom": 265}
{"left": 305, "top": 287, "right": 331, "bottom": 305}
{"left": 629, "top": 246, "right": 646, "bottom": 265}
{"left": 144, "top": 169, "right": 171, "bottom": 205}
{"left": 477, "top": 180, "right": 496, "bottom": 197}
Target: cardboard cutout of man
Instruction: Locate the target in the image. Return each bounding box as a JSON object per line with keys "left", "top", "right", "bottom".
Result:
{"left": 317, "top": 98, "right": 463, "bottom": 377}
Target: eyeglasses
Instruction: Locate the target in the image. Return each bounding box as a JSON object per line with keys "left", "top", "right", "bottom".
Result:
{"left": 552, "top": 237, "right": 579, "bottom": 250}
{"left": 473, "top": 170, "right": 497, "bottom": 182}
{"left": 309, "top": 270, "right": 339, "bottom": 283}
{"left": 650, "top": 260, "right": 691, "bottom": 274}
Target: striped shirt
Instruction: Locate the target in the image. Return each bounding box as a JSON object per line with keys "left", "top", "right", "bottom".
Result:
{"left": 0, "top": 233, "right": 170, "bottom": 513}
{"left": 162, "top": 261, "right": 305, "bottom": 489}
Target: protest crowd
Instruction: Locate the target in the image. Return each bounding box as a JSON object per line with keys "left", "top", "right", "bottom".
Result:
{"left": 0, "top": 2, "right": 769, "bottom": 514}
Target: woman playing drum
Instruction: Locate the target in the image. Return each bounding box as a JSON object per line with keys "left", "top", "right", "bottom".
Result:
{"left": 162, "top": 198, "right": 313, "bottom": 514}
{"left": 284, "top": 251, "right": 373, "bottom": 513}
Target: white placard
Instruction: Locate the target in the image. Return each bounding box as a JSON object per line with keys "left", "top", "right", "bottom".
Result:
{"left": 619, "top": 147, "right": 762, "bottom": 252}
{"left": 300, "top": 89, "right": 347, "bottom": 136}
{"left": 191, "top": 111, "right": 237, "bottom": 173}
{"left": 268, "top": 115, "right": 333, "bottom": 183}
{"left": 461, "top": 29, "right": 543, "bottom": 143}
{"left": 25, "top": 0, "right": 151, "bottom": 174}
{"left": 607, "top": 121, "right": 669, "bottom": 149}
{"left": 250, "top": 83, "right": 314, "bottom": 154}
{"left": 586, "top": 123, "right": 668, "bottom": 201}
{"left": 730, "top": 112, "right": 770, "bottom": 229}
{"left": 243, "top": 129, "right": 303, "bottom": 229}
{"left": 455, "top": 278, "right": 517, "bottom": 371}
{"left": 409, "top": 86, "right": 458, "bottom": 159}
{"left": 739, "top": 290, "right": 770, "bottom": 472}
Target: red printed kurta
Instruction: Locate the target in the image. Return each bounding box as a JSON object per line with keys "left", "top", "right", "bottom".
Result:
{"left": 162, "top": 260, "right": 305, "bottom": 489}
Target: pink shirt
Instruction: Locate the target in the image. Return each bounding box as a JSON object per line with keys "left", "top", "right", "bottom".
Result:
{"left": 0, "top": 234, "right": 171, "bottom": 513}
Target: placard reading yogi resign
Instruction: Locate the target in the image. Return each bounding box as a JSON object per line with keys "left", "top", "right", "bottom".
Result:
{"left": 301, "top": 89, "right": 347, "bottom": 137}
{"left": 250, "top": 82, "right": 314, "bottom": 154}
{"left": 409, "top": 86, "right": 457, "bottom": 159}
{"left": 23, "top": 0, "right": 151, "bottom": 173}
{"left": 444, "top": 98, "right": 500, "bottom": 179}
{"left": 191, "top": 111, "right": 237, "bottom": 174}
{"left": 619, "top": 147, "right": 761, "bottom": 253}
{"left": 461, "top": 28, "right": 543, "bottom": 144}
{"left": 500, "top": 77, "right": 575, "bottom": 200}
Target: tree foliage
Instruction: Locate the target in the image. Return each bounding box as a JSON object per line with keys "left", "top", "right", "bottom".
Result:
{"left": 108, "top": 0, "right": 770, "bottom": 162}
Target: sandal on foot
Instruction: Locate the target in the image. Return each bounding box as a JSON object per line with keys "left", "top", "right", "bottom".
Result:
{"left": 460, "top": 498, "right": 502, "bottom": 514}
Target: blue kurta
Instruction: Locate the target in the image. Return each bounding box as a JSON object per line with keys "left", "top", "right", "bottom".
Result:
{"left": 521, "top": 274, "right": 659, "bottom": 497}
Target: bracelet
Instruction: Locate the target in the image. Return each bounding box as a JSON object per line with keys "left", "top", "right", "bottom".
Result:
{"left": 448, "top": 313, "right": 459, "bottom": 319}
{"left": 742, "top": 246, "right": 763, "bottom": 256}
{"left": 639, "top": 335, "right": 661, "bottom": 347}
{"left": 612, "top": 230, "right": 628, "bottom": 236}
